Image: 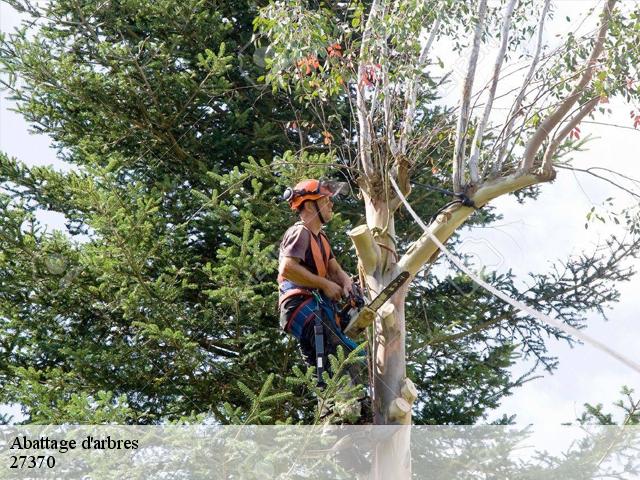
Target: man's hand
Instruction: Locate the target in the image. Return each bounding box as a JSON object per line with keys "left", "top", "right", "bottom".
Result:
{"left": 341, "top": 276, "right": 353, "bottom": 297}
{"left": 322, "top": 279, "right": 343, "bottom": 302}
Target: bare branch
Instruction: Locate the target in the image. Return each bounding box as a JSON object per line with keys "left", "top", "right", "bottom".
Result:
{"left": 452, "top": 0, "right": 487, "bottom": 193}
{"left": 468, "top": 0, "right": 517, "bottom": 184}
{"left": 519, "top": 0, "right": 617, "bottom": 173}
{"left": 356, "top": 0, "right": 383, "bottom": 182}
{"left": 382, "top": 40, "right": 399, "bottom": 156}
{"left": 495, "top": 0, "right": 551, "bottom": 175}
{"left": 555, "top": 165, "right": 640, "bottom": 200}
{"left": 399, "top": 16, "right": 441, "bottom": 155}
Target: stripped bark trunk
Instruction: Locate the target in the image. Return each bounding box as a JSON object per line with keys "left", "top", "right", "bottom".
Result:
{"left": 353, "top": 168, "right": 556, "bottom": 479}
{"left": 351, "top": 187, "right": 412, "bottom": 479}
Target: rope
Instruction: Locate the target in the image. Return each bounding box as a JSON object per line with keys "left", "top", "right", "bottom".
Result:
{"left": 377, "top": 242, "right": 399, "bottom": 262}
{"left": 389, "top": 176, "right": 640, "bottom": 376}
{"left": 412, "top": 181, "right": 477, "bottom": 208}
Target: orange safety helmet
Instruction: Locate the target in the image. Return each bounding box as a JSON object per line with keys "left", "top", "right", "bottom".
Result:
{"left": 283, "top": 179, "right": 347, "bottom": 211}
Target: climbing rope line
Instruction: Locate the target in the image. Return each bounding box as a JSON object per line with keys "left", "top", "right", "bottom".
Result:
{"left": 389, "top": 177, "right": 640, "bottom": 376}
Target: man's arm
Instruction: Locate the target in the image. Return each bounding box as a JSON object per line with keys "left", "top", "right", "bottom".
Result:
{"left": 279, "top": 257, "right": 343, "bottom": 301}
{"left": 328, "top": 258, "right": 353, "bottom": 296}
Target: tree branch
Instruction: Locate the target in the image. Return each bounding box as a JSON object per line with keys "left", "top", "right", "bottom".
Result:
{"left": 468, "top": 0, "right": 517, "bottom": 184}
{"left": 396, "top": 171, "right": 551, "bottom": 276}
{"left": 382, "top": 40, "right": 398, "bottom": 157}
{"left": 555, "top": 165, "right": 640, "bottom": 200}
{"left": 519, "top": 0, "right": 617, "bottom": 174}
{"left": 356, "top": 0, "right": 383, "bottom": 183}
{"left": 452, "top": 0, "right": 487, "bottom": 193}
{"left": 399, "top": 16, "right": 441, "bottom": 155}
{"left": 495, "top": 0, "right": 551, "bottom": 175}
{"left": 541, "top": 95, "right": 600, "bottom": 173}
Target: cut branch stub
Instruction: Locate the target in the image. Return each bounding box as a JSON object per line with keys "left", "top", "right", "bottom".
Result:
{"left": 400, "top": 378, "right": 418, "bottom": 404}
{"left": 349, "top": 225, "right": 381, "bottom": 275}
{"left": 388, "top": 397, "right": 411, "bottom": 424}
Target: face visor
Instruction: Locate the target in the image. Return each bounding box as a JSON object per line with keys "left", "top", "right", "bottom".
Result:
{"left": 282, "top": 179, "right": 349, "bottom": 209}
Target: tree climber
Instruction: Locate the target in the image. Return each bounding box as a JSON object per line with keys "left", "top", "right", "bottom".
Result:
{"left": 278, "top": 179, "right": 365, "bottom": 390}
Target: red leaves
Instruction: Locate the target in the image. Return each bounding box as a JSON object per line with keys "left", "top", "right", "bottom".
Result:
{"left": 326, "top": 43, "right": 342, "bottom": 58}
{"left": 296, "top": 55, "right": 320, "bottom": 76}
{"left": 631, "top": 110, "right": 640, "bottom": 129}
{"left": 359, "top": 63, "right": 381, "bottom": 88}
{"left": 626, "top": 78, "right": 635, "bottom": 91}
{"left": 569, "top": 126, "right": 581, "bottom": 140}
{"left": 322, "top": 130, "right": 334, "bottom": 145}
{"left": 295, "top": 43, "right": 343, "bottom": 79}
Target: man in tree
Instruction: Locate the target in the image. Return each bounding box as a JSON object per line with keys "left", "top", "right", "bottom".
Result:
{"left": 277, "top": 179, "right": 362, "bottom": 384}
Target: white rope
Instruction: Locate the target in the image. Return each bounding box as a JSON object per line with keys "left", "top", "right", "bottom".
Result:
{"left": 389, "top": 177, "right": 640, "bottom": 376}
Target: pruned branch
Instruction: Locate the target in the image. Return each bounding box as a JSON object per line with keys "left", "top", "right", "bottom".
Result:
{"left": 519, "top": 0, "right": 617, "bottom": 174}
{"left": 452, "top": 0, "right": 487, "bottom": 193}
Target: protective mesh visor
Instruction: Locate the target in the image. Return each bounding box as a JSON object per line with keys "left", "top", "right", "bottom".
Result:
{"left": 319, "top": 180, "right": 349, "bottom": 197}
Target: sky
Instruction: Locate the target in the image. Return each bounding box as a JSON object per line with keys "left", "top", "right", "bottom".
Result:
{"left": 1, "top": 1, "right": 639, "bottom": 425}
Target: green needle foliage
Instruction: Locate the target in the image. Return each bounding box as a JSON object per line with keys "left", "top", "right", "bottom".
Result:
{"left": 1, "top": 0, "right": 639, "bottom": 427}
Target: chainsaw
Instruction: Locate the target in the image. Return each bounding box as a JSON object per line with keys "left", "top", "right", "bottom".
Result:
{"left": 339, "top": 271, "right": 410, "bottom": 339}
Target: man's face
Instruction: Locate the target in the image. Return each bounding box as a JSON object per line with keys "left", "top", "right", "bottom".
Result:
{"left": 316, "top": 195, "right": 334, "bottom": 222}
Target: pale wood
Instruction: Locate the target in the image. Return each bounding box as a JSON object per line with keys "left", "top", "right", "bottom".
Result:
{"left": 388, "top": 397, "right": 411, "bottom": 423}
{"left": 356, "top": 0, "right": 383, "bottom": 182}
{"left": 495, "top": 0, "right": 551, "bottom": 174}
{"left": 380, "top": 303, "right": 396, "bottom": 330}
{"left": 452, "top": 0, "right": 488, "bottom": 192}
{"left": 401, "top": 378, "right": 418, "bottom": 404}
{"left": 541, "top": 96, "right": 600, "bottom": 173}
{"left": 348, "top": 225, "right": 381, "bottom": 275}
{"left": 399, "top": 17, "right": 441, "bottom": 155}
{"left": 397, "top": 172, "right": 551, "bottom": 276}
{"left": 376, "top": 340, "right": 386, "bottom": 376}
{"left": 469, "top": 0, "right": 517, "bottom": 183}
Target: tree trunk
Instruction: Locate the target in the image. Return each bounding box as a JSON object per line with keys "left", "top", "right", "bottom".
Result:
{"left": 353, "top": 171, "right": 554, "bottom": 478}
{"left": 357, "top": 189, "right": 414, "bottom": 479}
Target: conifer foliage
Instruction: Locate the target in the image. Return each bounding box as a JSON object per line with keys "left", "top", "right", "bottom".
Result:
{"left": 1, "top": 0, "right": 638, "bottom": 429}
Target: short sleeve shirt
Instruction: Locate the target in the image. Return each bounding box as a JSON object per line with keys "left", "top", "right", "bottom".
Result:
{"left": 279, "top": 223, "right": 334, "bottom": 276}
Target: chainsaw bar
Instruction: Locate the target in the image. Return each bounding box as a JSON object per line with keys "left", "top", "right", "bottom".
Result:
{"left": 367, "top": 271, "right": 410, "bottom": 313}
{"left": 343, "top": 271, "right": 410, "bottom": 338}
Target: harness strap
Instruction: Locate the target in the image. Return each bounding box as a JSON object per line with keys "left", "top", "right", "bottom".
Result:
{"left": 314, "top": 315, "right": 326, "bottom": 386}
{"left": 307, "top": 228, "right": 330, "bottom": 278}
{"left": 277, "top": 224, "right": 331, "bottom": 284}
{"left": 278, "top": 288, "right": 313, "bottom": 308}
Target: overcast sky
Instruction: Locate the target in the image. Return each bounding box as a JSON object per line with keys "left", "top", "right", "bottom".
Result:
{"left": 1, "top": 1, "right": 639, "bottom": 425}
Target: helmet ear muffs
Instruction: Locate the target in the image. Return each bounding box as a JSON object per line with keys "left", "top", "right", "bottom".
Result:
{"left": 282, "top": 187, "right": 294, "bottom": 202}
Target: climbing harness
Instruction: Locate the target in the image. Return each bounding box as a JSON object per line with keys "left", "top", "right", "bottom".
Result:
{"left": 278, "top": 223, "right": 361, "bottom": 385}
